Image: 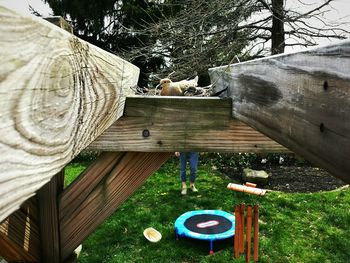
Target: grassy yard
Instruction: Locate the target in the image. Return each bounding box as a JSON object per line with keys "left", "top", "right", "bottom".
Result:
{"left": 65, "top": 158, "right": 350, "bottom": 263}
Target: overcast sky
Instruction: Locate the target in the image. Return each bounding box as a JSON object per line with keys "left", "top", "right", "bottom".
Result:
{"left": 1, "top": 0, "right": 349, "bottom": 51}
{"left": 0, "top": 0, "right": 53, "bottom": 16}
{"left": 2, "top": 0, "right": 349, "bottom": 20}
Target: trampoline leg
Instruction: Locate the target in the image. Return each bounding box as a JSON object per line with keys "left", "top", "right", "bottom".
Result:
{"left": 209, "top": 240, "right": 214, "bottom": 255}
{"left": 175, "top": 230, "right": 179, "bottom": 240}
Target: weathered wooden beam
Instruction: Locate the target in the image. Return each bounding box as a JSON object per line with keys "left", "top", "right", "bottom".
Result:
{"left": 0, "top": 7, "right": 139, "bottom": 222}
{"left": 37, "top": 171, "right": 64, "bottom": 263}
{"left": 59, "top": 152, "right": 171, "bottom": 261}
{"left": 88, "top": 96, "right": 288, "bottom": 153}
{"left": 0, "top": 197, "right": 40, "bottom": 262}
{"left": 209, "top": 40, "right": 350, "bottom": 183}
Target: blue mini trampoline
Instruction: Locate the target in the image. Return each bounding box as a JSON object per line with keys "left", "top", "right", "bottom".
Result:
{"left": 174, "top": 210, "right": 235, "bottom": 254}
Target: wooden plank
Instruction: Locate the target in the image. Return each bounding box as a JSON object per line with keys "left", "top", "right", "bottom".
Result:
{"left": 59, "top": 152, "right": 124, "bottom": 219}
{"left": 209, "top": 40, "right": 350, "bottom": 183}
{"left": 0, "top": 235, "right": 36, "bottom": 262}
{"left": 37, "top": 171, "right": 64, "bottom": 263}
{"left": 59, "top": 152, "right": 171, "bottom": 261}
{"left": 0, "top": 197, "right": 40, "bottom": 262}
{"left": 0, "top": 7, "right": 139, "bottom": 222}
{"left": 89, "top": 96, "right": 288, "bottom": 153}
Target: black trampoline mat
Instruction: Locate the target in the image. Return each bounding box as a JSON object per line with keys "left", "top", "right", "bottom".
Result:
{"left": 184, "top": 214, "right": 232, "bottom": 235}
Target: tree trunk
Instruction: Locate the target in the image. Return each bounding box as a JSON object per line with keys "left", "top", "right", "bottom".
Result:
{"left": 271, "top": 0, "right": 285, "bottom": 54}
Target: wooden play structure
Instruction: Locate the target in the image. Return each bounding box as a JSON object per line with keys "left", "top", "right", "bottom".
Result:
{"left": 0, "top": 6, "right": 349, "bottom": 263}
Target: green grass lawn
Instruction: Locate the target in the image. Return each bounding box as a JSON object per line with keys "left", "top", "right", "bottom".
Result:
{"left": 65, "top": 158, "right": 350, "bottom": 263}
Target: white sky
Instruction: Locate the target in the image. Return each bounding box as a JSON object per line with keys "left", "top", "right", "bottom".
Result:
{"left": 286, "top": 0, "right": 350, "bottom": 50}
{"left": 1, "top": 0, "right": 349, "bottom": 52}
{"left": 0, "top": 0, "right": 53, "bottom": 16}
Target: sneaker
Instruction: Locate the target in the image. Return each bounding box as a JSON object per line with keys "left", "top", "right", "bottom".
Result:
{"left": 181, "top": 188, "right": 187, "bottom": 195}
{"left": 190, "top": 185, "right": 198, "bottom": 192}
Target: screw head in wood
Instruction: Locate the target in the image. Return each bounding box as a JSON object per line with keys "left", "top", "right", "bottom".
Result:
{"left": 142, "top": 129, "right": 150, "bottom": 137}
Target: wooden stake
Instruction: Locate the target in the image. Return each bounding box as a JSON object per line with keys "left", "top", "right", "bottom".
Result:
{"left": 253, "top": 205, "right": 259, "bottom": 262}
{"left": 234, "top": 206, "right": 240, "bottom": 258}
{"left": 240, "top": 204, "right": 245, "bottom": 254}
{"left": 246, "top": 206, "right": 252, "bottom": 263}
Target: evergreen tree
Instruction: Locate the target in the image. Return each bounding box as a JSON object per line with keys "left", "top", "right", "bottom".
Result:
{"left": 45, "top": 0, "right": 165, "bottom": 87}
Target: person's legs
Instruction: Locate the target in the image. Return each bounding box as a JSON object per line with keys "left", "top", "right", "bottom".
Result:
{"left": 179, "top": 152, "right": 188, "bottom": 194}
{"left": 189, "top": 152, "right": 199, "bottom": 192}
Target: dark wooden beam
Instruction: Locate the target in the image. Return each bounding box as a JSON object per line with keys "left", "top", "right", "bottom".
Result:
{"left": 209, "top": 40, "right": 350, "bottom": 183}
{"left": 59, "top": 152, "right": 171, "bottom": 261}
{"left": 37, "top": 171, "right": 65, "bottom": 263}
{"left": 89, "top": 97, "right": 288, "bottom": 153}
{"left": 0, "top": 197, "right": 40, "bottom": 262}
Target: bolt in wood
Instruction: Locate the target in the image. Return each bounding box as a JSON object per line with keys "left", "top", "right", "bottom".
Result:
{"left": 142, "top": 129, "right": 150, "bottom": 137}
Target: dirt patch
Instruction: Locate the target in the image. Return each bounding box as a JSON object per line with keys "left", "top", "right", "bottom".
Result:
{"left": 264, "top": 166, "right": 347, "bottom": 193}
{"left": 221, "top": 165, "right": 347, "bottom": 193}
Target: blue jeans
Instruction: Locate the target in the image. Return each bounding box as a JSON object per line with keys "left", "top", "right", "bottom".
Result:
{"left": 179, "top": 152, "right": 199, "bottom": 183}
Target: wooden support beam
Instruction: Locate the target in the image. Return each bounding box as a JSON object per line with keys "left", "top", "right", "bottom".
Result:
{"left": 59, "top": 152, "right": 171, "bottom": 261}
{"left": 209, "top": 40, "right": 350, "bottom": 183}
{"left": 0, "top": 197, "right": 40, "bottom": 262}
{"left": 89, "top": 96, "right": 288, "bottom": 153}
{"left": 0, "top": 7, "right": 139, "bottom": 222}
{"left": 37, "top": 171, "right": 65, "bottom": 263}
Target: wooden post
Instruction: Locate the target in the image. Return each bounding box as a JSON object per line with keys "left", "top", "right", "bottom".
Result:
{"left": 234, "top": 206, "right": 240, "bottom": 258}
{"left": 253, "top": 205, "right": 259, "bottom": 262}
{"left": 246, "top": 206, "right": 252, "bottom": 263}
{"left": 37, "top": 171, "right": 65, "bottom": 263}
{"left": 240, "top": 204, "right": 245, "bottom": 254}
